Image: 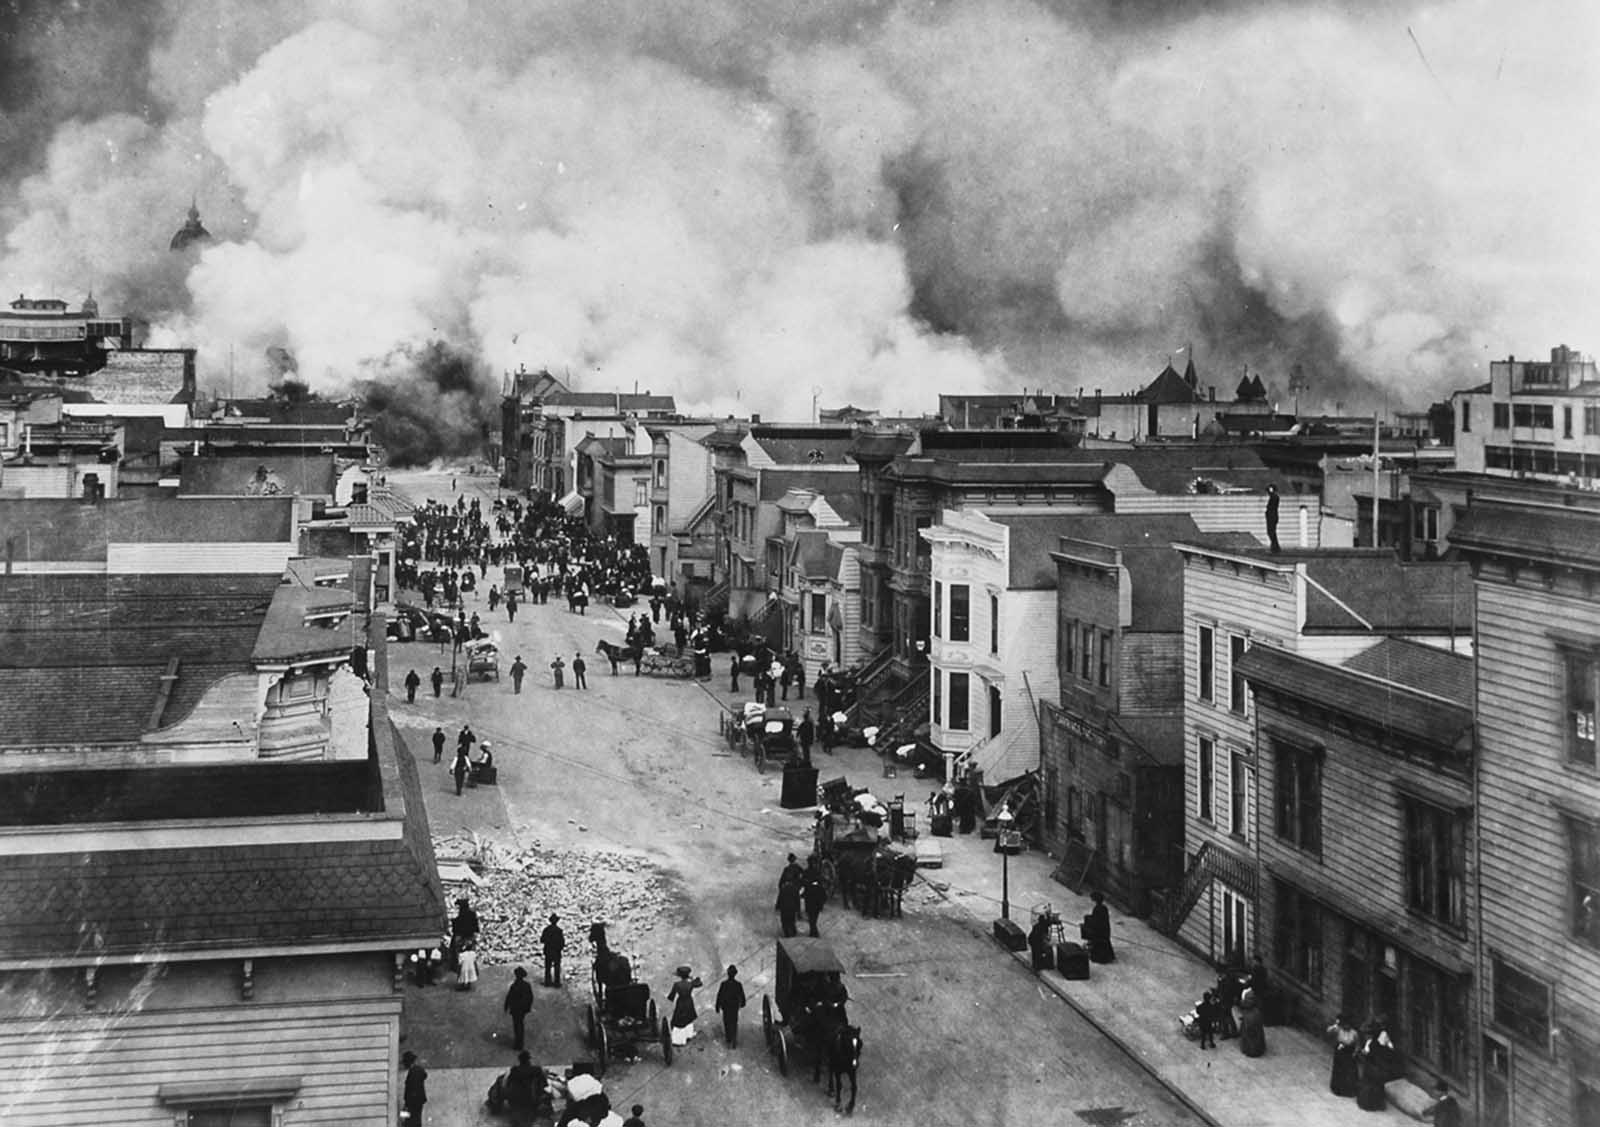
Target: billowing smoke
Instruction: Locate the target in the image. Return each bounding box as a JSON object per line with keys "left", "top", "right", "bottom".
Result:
{"left": 0, "top": 0, "right": 1594, "bottom": 426}
{"left": 359, "top": 341, "right": 496, "bottom": 467}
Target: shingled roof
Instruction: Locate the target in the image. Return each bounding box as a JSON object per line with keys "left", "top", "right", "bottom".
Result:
{"left": 0, "top": 710, "right": 444, "bottom": 964}
{"left": 0, "top": 497, "right": 296, "bottom": 563}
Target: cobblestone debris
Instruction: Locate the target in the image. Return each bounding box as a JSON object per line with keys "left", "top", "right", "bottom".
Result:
{"left": 434, "top": 832, "right": 680, "bottom": 968}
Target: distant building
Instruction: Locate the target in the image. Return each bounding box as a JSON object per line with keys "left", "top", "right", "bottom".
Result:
{"left": 1452, "top": 345, "right": 1600, "bottom": 485}
{"left": 0, "top": 293, "right": 133, "bottom": 377}
{"left": 169, "top": 197, "right": 214, "bottom": 251}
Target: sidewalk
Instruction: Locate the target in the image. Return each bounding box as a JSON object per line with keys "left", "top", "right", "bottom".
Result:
{"left": 915, "top": 823, "right": 1426, "bottom": 1127}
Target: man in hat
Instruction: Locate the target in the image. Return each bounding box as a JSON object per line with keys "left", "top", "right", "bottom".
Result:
{"left": 403, "top": 667, "right": 421, "bottom": 703}
{"left": 431, "top": 726, "right": 446, "bottom": 764}
{"left": 510, "top": 655, "right": 527, "bottom": 693}
{"left": 713, "top": 965, "right": 746, "bottom": 1048}
{"left": 451, "top": 898, "right": 480, "bottom": 956}
{"left": 540, "top": 914, "right": 566, "bottom": 987}
{"left": 572, "top": 652, "right": 588, "bottom": 689}
{"left": 430, "top": 666, "right": 444, "bottom": 697}
{"left": 503, "top": 966, "right": 534, "bottom": 1051}
{"left": 401, "top": 1051, "right": 428, "bottom": 1123}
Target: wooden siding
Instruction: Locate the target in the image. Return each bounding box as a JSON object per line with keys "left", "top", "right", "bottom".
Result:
{"left": 1122, "top": 633, "right": 1182, "bottom": 713}
{"left": 107, "top": 542, "right": 295, "bottom": 574}
{"left": 1114, "top": 494, "right": 1324, "bottom": 549}
{"left": 1472, "top": 565, "right": 1600, "bottom": 1126}
{"left": 0, "top": 995, "right": 401, "bottom": 1126}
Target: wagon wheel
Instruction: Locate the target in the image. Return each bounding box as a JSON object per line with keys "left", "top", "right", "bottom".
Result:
{"left": 586, "top": 1003, "right": 599, "bottom": 1050}
{"left": 660, "top": 1016, "right": 674, "bottom": 1066}
{"left": 591, "top": 965, "right": 603, "bottom": 1006}
{"left": 648, "top": 997, "right": 658, "bottom": 1027}
{"left": 755, "top": 737, "right": 767, "bottom": 774}
{"left": 775, "top": 1026, "right": 791, "bottom": 1076}
{"left": 762, "top": 994, "right": 774, "bottom": 1050}
{"left": 821, "top": 858, "right": 840, "bottom": 900}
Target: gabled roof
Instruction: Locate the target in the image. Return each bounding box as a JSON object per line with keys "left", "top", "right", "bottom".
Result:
{"left": 252, "top": 563, "right": 362, "bottom": 664}
{"left": 1105, "top": 447, "right": 1281, "bottom": 494}
{"left": 176, "top": 450, "right": 338, "bottom": 497}
{"left": 1342, "top": 638, "right": 1473, "bottom": 707}
{"left": 1141, "top": 364, "right": 1200, "bottom": 405}
{"left": 0, "top": 719, "right": 444, "bottom": 962}
{"left": 1302, "top": 557, "right": 1472, "bottom": 633}
{"left": 1238, "top": 644, "right": 1472, "bottom": 751}
{"left": 748, "top": 427, "right": 857, "bottom": 466}
{"left": 758, "top": 467, "right": 856, "bottom": 503}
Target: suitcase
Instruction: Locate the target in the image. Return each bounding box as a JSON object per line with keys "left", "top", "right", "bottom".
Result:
{"left": 1056, "top": 941, "right": 1090, "bottom": 980}
{"left": 931, "top": 813, "right": 953, "bottom": 837}
{"left": 993, "top": 917, "right": 1027, "bottom": 952}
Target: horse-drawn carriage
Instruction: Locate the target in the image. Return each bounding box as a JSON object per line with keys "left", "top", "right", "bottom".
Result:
{"left": 583, "top": 923, "right": 673, "bottom": 1074}
{"left": 465, "top": 639, "right": 500, "bottom": 682}
{"left": 716, "top": 703, "right": 798, "bottom": 771}
{"left": 762, "top": 937, "right": 861, "bottom": 1114}
{"left": 812, "top": 780, "right": 919, "bottom": 918}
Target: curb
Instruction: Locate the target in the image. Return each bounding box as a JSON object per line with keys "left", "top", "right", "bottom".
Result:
{"left": 998, "top": 943, "right": 1224, "bottom": 1127}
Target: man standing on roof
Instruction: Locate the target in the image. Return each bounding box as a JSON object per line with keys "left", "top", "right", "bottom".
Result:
{"left": 1266, "top": 484, "right": 1281, "bottom": 554}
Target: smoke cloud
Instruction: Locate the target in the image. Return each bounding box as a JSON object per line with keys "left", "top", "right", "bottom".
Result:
{"left": 0, "top": 0, "right": 1593, "bottom": 427}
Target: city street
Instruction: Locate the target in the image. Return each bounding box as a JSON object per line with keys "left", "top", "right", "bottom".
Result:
{"left": 386, "top": 470, "right": 1198, "bottom": 1126}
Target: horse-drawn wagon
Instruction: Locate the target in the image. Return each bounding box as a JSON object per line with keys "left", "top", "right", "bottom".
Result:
{"left": 583, "top": 923, "right": 673, "bottom": 1074}
{"left": 812, "top": 780, "right": 918, "bottom": 918}
{"left": 761, "top": 937, "right": 861, "bottom": 1113}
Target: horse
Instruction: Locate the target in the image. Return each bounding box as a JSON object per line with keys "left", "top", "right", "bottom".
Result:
{"left": 595, "top": 640, "right": 641, "bottom": 675}
{"left": 822, "top": 1023, "right": 862, "bottom": 1114}
{"left": 587, "top": 921, "right": 632, "bottom": 1007}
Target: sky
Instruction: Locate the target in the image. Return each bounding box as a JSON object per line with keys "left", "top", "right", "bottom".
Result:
{"left": 0, "top": 0, "right": 1595, "bottom": 426}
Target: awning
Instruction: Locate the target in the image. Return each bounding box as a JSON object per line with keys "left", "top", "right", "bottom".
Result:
{"left": 558, "top": 491, "right": 584, "bottom": 517}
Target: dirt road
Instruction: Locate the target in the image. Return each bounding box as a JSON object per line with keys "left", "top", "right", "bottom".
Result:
{"left": 386, "top": 469, "right": 1196, "bottom": 1126}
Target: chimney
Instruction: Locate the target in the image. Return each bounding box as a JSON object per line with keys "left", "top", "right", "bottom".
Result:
{"left": 1208, "top": 387, "right": 1216, "bottom": 402}
{"left": 751, "top": 413, "right": 761, "bottom": 424}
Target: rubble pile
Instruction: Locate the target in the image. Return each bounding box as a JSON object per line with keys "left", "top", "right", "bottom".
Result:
{"left": 434, "top": 832, "right": 680, "bottom": 966}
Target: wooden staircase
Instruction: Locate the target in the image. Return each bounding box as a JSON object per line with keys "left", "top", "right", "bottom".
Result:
{"left": 1156, "top": 842, "right": 1258, "bottom": 935}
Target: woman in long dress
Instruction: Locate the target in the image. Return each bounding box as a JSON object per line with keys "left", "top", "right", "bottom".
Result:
{"left": 1237, "top": 988, "right": 1267, "bottom": 1057}
{"left": 1083, "top": 891, "right": 1116, "bottom": 964}
{"left": 1327, "top": 1014, "right": 1360, "bottom": 1096}
{"left": 668, "top": 966, "right": 703, "bottom": 1046}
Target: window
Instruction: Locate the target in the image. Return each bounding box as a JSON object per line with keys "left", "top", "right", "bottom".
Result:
{"left": 933, "top": 581, "right": 942, "bottom": 638}
{"left": 1566, "top": 652, "right": 1598, "bottom": 767}
{"left": 1459, "top": 401, "right": 1470, "bottom": 433}
{"left": 1493, "top": 403, "right": 1510, "bottom": 429}
{"left": 990, "top": 594, "right": 999, "bottom": 654}
{"left": 1587, "top": 405, "right": 1600, "bottom": 436}
{"left": 1066, "top": 785, "right": 1082, "bottom": 840}
{"left": 1274, "top": 741, "right": 1322, "bottom": 853}
{"left": 653, "top": 505, "right": 665, "bottom": 534}
{"left": 654, "top": 458, "right": 665, "bottom": 487}
{"left": 932, "top": 667, "right": 941, "bottom": 724}
{"left": 1512, "top": 403, "right": 1554, "bottom": 429}
{"left": 1491, "top": 955, "right": 1551, "bottom": 1049}
{"left": 1565, "top": 406, "right": 1575, "bottom": 438}
{"left": 1198, "top": 624, "right": 1214, "bottom": 701}
{"left": 1569, "top": 817, "right": 1600, "bottom": 949}
{"left": 1273, "top": 879, "right": 1324, "bottom": 991}
{"left": 949, "top": 584, "right": 970, "bottom": 643}
{"left": 188, "top": 1109, "right": 272, "bottom": 1127}
{"left": 634, "top": 481, "right": 648, "bottom": 507}
{"left": 1198, "top": 736, "right": 1214, "bottom": 822}
{"left": 1403, "top": 797, "right": 1466, "bottom": 928}
{"left": 1400, "top": 951, "right": 1468, "bottom": 1079}
{"left": 1231, "top": 751, "right": 1249, "bottom": 838}
{"left": 1063, "top": 618, "right": 1076, "bottom": 677}
{"left": 1081, "top": 625, "right": 1094, "bottom": 680}
{"left": 948, "top": 672, "right": 970, "bottom": 731}
{"left": 1098, "top": 629, "right": 1113, "bottom": 687}
{"left": 1229, "top": 635, "right": 1248, "bottom": 714}
{"left": 810, "top": 593, "right": 826, "bottom": 633}
{"left": 989, "top": 683, "right": 1002, "bottom": 738}
{"left": 1414, "top": 506, "right": 1439, "bottom": 544}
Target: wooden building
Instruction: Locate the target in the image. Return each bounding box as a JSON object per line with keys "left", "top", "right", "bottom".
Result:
{"left": 1239, "top": 639, "right": 1475, "bottom": 1100}
{"left": 1452, "top": 503, "right": 1600, "bottom": 1127}
{"left": 1041, "top": 516, "right": 1257, "bottom": 915}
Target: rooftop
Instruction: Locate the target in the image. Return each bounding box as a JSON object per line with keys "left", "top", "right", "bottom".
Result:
{"left": 176, "top": 450, "right": 339, "bottom": 497}
{"left": 0, "top": 497, "right": 296, "bottom": 563}
{"left": 1451, "top": 502, "right": 1600, "bottom": 572}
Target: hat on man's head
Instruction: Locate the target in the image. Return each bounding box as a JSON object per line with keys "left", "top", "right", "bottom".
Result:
{"left": 549, "top": 914, "right": 559, "bottom": 923}
{"left": 401, "top": 1051, "right": 417, "bottom": 1066}
{"left": 675, "top": 964, "right": 692, "bottom": 977}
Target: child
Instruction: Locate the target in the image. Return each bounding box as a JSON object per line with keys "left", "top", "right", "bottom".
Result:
{"left": 456, "top": 940, "right": 479, "bottom": 990}
{"left": 1197, "top": 990, "right": 1218, "bottom": 1050}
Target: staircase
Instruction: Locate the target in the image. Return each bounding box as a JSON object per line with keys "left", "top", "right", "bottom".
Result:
{"left": 749, "top": 596, "right": 784, "bottom": 643}
{"left": 701, "top": 578, "right": 730, "bottom": 618}
{"left": 1157, "top": 842, "right": 1258, "bottom": 935}
{"left": 842, "top": 647, "right": 897, "bottom": 726}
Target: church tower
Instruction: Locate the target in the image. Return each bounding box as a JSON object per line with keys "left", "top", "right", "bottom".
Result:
{"left": 170, "top": 197, "right": 213, "bottom": 252}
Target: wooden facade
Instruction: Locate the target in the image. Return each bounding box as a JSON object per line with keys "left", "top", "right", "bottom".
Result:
{"left": 1454, "top": 504, "right": 1600, "bottom": 1127}
{"left": 1242, "top": 643, "right": 1476, "bottom": 1098}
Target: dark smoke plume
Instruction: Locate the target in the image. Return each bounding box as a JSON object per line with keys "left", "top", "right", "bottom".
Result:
{"left": 360, "top": 342, "right": 495, "bottom": 468}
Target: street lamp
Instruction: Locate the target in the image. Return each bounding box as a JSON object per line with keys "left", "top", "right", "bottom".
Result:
{"left": 996, "top": 806, "right": 1017, "bottom": 921}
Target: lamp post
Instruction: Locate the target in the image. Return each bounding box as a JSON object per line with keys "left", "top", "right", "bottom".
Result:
{"left": 997, "top": 806, "right": 1015, "bottom": 922}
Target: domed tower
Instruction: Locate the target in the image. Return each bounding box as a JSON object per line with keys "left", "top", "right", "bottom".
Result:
{"left": 170, "top": 197, "right": 213, "bottom": 251}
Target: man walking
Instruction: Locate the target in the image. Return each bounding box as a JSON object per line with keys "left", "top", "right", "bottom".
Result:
{"left": 802, "top": 872, "right": 827, "bottom": 937}
{"left": 797, "top": 708, "right": 815, "bottom": 765}
{"left": 506, "top": 591, "right": 518, "bottom": 622}
{"left": 776, "top": 874, "right": 801, "bottom": 938}
{"left": 431, "top": 726, "right": 446, "bottom": 764}
{"left": 540, "top": 914, "right": 565, "bottom": 986}
{"left": 504, "top": 966, "right": 534, "bottom": 1051}
{"left": 572, "top": 653, "right": 588, "bottom": 689}
{"left": 401, "top": 1051, "right": 428, "bottom": 1124}
{"left": 452, "top": 748, "right": 471, "bottom": 796}
{"left": 510, "top": 655, "right": 527, "bottom": 694}
{"left": 730, "top": 655, "right": 740, "bottom": 693}
{"left": 430, "top": 666, "right": 444, "bottom": 698}
{"left": 714, "top": 965, "right": 746, "bottom": 1048}
{"left": 457, "top": 725, "right": 476, "bottom": 761}
{"left": 404, "top": 668, "right": 421, "bottom": 703}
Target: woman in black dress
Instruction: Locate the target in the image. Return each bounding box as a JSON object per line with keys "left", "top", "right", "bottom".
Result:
{"left": 1083, "top": 891, "right": 1116, "bottom": 963}
{"left": 1327, "top": 1014, "right": 1360, "bottom": 1096}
